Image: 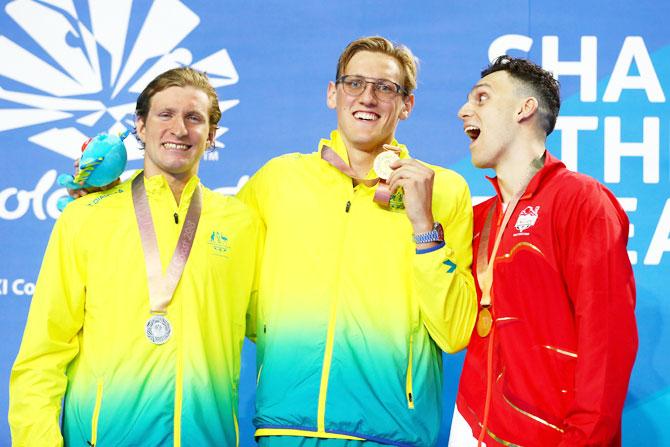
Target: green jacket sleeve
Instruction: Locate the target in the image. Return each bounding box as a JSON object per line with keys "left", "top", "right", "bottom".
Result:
{"left": 9, "top": 212, "right": 86, "bottom": 446}
{"left": 413, "top": 170, "right": 477, "bottom": 353}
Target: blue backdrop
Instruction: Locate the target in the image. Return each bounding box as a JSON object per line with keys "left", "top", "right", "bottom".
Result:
{"left": 1, "top": 1, "right": 668, "bottom": 445}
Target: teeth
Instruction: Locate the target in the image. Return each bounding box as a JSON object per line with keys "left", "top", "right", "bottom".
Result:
{"left": 354, "top": 111, "right": 378, "bottom": 121}
{"left": 163, "top": 143, "right": 190, "bottom": 150}
{"left": 464, "top": 125, "right": 481, "bottom": 141}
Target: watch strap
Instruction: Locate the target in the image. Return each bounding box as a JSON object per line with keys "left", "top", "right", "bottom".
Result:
{"left": 413, "top": 222, "right": 444, "bottom": 244}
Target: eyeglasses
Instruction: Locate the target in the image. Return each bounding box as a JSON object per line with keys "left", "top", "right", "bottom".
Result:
{"left": 336, "top": 75, "right": 408, "bottom": 101}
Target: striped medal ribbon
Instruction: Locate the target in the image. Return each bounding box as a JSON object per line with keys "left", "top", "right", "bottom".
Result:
{"left": 132, "top": 173, "right": 202, "bottom": 345}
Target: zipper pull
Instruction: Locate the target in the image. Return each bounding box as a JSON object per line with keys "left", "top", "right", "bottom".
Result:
{"left": 174, "top": 212, "right": 179, "bottom": 224}
{"left": 345, "top": 201, "right": 351, "bottom": 213}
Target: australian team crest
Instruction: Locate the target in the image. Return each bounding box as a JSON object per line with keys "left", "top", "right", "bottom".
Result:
{"left": 208, "top": 231, "right": 230, "bottom": 256}
{"left": 514, "top": 206, "right": 540, "bottom": 232}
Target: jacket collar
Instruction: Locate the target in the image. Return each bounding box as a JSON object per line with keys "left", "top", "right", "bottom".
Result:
{"left": 137, "top": 170, "right": 201, "bottom": 206}
{"left": 318, "top": 130, "right": 410, "bottom": 181}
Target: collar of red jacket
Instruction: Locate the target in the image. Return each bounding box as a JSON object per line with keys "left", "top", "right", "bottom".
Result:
{"left": 485, "top": 150, "right": 565, "bottom": 202}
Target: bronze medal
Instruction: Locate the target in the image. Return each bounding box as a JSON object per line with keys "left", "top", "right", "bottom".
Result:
{"left": 476, "top": 307, "right": 493, "bottom": 337}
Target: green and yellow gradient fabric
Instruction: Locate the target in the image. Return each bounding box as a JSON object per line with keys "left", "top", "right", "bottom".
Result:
{"left": 239, "top": 131, "right": 477, "bottom": 447}
{"left": 9, "top": 172, "right": 263, "bottom": 447}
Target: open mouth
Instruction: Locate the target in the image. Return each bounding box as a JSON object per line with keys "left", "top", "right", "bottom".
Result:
{"left": 353, "top": 111, "right": 380, "bottom": 121}
{"left": 162, "top": 142, "right": 191, "bottom": 151}
{"left": 464, "top": 125, "right": 481, "bottom": 142}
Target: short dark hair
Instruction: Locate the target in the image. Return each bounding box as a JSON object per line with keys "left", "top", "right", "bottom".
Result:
{"left": 482, "top": 55, "right": 560, "bottom": 135}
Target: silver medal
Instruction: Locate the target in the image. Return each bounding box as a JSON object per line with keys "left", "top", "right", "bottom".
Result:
{"left": 145, "top": 315, "right": 172, "bottom": 345}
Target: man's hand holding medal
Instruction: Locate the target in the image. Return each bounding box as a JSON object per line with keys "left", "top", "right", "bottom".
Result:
{"left": 374, "top": 144, "right": 442, "bottom": 249}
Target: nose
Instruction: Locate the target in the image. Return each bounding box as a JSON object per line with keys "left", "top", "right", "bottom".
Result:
{"left": 457, "top": 101, "right": 472, "bottom": 121}
{"left": 358, "top": 82, "right": 378, "bottom": 104}
{"left": 170, "top": 117, "right": 188, "bottom": 137}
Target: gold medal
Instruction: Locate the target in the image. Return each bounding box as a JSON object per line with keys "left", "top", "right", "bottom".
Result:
{"left": 476, "top": 307, "right": 493, "bottom": 337}
{"left": 373, "top": 150, "right": 399, "bottom": 180}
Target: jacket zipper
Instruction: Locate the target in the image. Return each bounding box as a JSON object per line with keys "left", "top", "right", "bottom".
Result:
{"left": 233, "top": 404, "right": 240, "bottom": 447}
{"left": 406, "top": 334, "right": 415, "bottom": 409}
{"left": 89, "top": 379, "right": 104, "bottom": 445}
{"left": 256, "top": 364, "right": 264, "bottom": 386}
{"left": 316, "top": 195, "right": 354, "bottom": 432}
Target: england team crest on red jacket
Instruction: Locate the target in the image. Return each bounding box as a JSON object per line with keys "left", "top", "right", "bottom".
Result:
{"left": 515, "top": 206, "right": 540, "bottom": 232}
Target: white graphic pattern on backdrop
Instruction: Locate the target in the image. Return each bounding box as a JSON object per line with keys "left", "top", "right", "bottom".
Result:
{"left": 0, "top": 0, "right": 240, "bottom": 160}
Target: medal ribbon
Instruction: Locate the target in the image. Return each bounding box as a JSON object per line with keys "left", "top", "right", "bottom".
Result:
{"left": 132, "top": 173, "right": 202, "bottom": 314}
{"left": 321, "top": 145, "right": 393, "bottom": 206}
{"left": 474, "top": 156, "right": 544, "bottom": 447}
{"left": 476, "top": 192, "right": 523, "bottom": 308}
{"left": 475, "top": 154, "right": 545, "bottom": 309}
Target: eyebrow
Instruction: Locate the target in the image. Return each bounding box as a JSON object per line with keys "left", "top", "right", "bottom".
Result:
{"left": 154, "top": 106, "right": 205, "bottom": 116}
{"left": 153, "top": 106, "right": 177, "bottom": 114}
{"left": 346, "top": 74, "right": 398, "bottom": 84}
{"left": 467, "top": 82, "right": 492, "bottom": 100}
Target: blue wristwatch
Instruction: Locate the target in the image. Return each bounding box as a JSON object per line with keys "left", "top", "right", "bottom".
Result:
{"left": 413, "top": 222, "right": 444, "bottom": 244}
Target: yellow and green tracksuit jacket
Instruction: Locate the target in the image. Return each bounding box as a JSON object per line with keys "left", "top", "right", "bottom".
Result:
{"left": 238, "top": 130, "right": 477, "bottom": 447}
{"left": 9, "top": 172, "right": 263, "bottom": 447}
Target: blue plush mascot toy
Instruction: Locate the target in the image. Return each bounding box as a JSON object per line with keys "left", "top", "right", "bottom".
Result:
{"left": 57, "top": 129, "right": 130, "bottom": 211}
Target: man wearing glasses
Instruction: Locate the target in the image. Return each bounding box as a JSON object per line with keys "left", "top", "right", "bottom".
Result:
{"left": 239, "top": 36, "right": 477, "bottom": 447}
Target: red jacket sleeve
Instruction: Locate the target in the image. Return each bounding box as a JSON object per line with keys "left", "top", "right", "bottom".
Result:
{"left": 558, "top": 184, "right": 638, "bottom": 446}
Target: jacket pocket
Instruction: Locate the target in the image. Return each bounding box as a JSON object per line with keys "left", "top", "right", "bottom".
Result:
{"left": 405, "top": 334, "right": 414, "bottom": 409}
{"left": 90, "top": 379, "right": 104, "bottom": 445}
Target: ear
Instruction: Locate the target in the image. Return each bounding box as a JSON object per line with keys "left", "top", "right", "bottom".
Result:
{"left": 398, "top": 94, "right": 415, "bottom": 121}
{"left": 326, "top": 81, "right": 337, "bottom": 110}
{"left": 208, "top": 128, "right": 217, "bottom": 147}
{"left": 135, "top": 116, "right": 146, "bottom": 143}
{"left": 516, "top": 96, "right": 539, "bottom": 123}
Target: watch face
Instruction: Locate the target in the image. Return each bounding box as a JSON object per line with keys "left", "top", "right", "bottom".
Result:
{"left": 435, "top": 222, "right": 444, "bottom": 240}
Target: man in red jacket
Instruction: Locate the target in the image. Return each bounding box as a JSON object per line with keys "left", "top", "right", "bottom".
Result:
{"left": 450, "top": 55, "right": 638, "bottom": 446}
